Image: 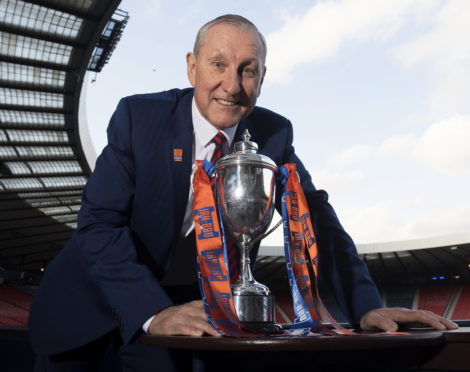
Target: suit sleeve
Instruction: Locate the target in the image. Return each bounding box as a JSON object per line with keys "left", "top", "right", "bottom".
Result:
{"left": 76, "top": 98, "right": 173, "bottom": 344}
{"left": 283, "top": 121, "right": 383, "bottom": 325}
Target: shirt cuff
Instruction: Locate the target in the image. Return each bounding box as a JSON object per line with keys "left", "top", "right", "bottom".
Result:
{"left": 142, "top": 315, "right": 155, "bottom": 334}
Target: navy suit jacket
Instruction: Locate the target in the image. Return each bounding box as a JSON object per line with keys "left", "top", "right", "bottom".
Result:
{"left": 29, "top": 88, "right": 382, "bottom": 355}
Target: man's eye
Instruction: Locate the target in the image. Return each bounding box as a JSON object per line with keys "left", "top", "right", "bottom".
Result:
{"left": 243, "top": 68, "right": 256, "bottom": 77}
{"left": 213, "top": 62, "right": 223, "bottom": 69}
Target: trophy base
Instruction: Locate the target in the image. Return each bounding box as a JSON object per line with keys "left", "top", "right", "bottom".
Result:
{"left": 233, "top": 294, "right": 274, "bottom": 322}
{"left": 241, "top": 321, "right": 283, "bottom": 334}
{"left": 233, "top": 294, "right": 282, "bottom": 333}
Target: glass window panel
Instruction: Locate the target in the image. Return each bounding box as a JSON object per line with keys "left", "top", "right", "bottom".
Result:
{"left": 6, "top": 129, "right": 69, "bottom": 143}
{"left": 27, "top": 160, "right": 82, "bottom": 174}
{"left": 0, "top": 111, "right": 65, "bottom": 126}
{"left": 4, "top": 161, "right": 31, "bottom": 174}
{"left": 46, "top": 0, "right": 92, "bottom": 12}
{"left": 0, "top": 88, "right": 64, "bottom": 109}
{"left": 65, "top": 222, "right": 77, "bottom": 229}
{"left": 69, "top": 204, "right": 81, "bottom": 212}
{"left": 53, "top": 213, "right": 77, "bottom": 223}
{"left": 0, "top": 177, "right": 43, "bottom": 190}
{"left": 0, "top": 62, "right": 66, "bottom": 88}
{"left": 40, "top": 176, "right": 86, "bottom": 188}
{"left": 39, "top": 206, "right": 72, "bottom": 215}
{"left": 59, "top": 196, "right": 82, "bottom": 204}
{"left": 26, "top": 196, "right": 81, "bottom": 207}
{"left": 0, "top": 146, "right": 17, "bottom": 158}
{"left": 17, "top": 190, "right": 82, "bottom": 198}
{"left": 15, "top": 145, "right": 74, "bottom": 158}
{"left": 0, "top": 129, "right": 7, "bottom": 142}
{"left": 0, "top": 0, "right": 83, "bottom": 40}
{"left": 27, "top": 197, "right": 61, "bottom": 208}
{"left": 0, "top": 32, "right": 72, "bottom": 65}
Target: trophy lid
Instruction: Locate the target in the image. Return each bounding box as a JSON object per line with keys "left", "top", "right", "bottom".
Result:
{"left": 216, "top": 129, "right": 277, "bottom": 171}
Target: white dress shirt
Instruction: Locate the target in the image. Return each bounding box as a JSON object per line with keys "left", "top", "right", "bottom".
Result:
{"left": 143, "top": 98, "right": 238, "bottom": 333}
{"left": 180, "top": 98, "right": 238, "bottom": 237}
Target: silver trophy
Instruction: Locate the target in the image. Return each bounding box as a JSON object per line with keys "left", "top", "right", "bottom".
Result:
{"left": 214, "top": 130, "right": 282, "bottom": 333}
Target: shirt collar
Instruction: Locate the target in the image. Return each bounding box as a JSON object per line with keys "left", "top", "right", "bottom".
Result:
{"left": 192, "top": 98, "right": 238, "bottom": 147}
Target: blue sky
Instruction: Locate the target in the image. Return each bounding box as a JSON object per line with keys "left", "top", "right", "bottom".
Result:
{"left": 85, "top": 0, "right": 470, "bottom": 244}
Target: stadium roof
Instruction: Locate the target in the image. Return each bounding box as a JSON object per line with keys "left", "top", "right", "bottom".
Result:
{"left": 0, "top": 0, "right": 127, "bottom": 280}
{"left": 258, "top": 232, "right": 470, "bottom": 285}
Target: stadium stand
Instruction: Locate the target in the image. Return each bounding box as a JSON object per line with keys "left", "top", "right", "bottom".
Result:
{"left": 0, "top": 283, "right": 32, "bottom": 310}
{"left": 451, "top": 283, "right": 470, "bottom": 320}
{"left": 0, "top": 283, "right": 32, "bottom": 326}
{"left": 382, "top": 284, "right": 417, "bottom": 309}
{"left": 271, "top": 284, "right": 349, "bottom": 324}
{"left": 0, "top": 300, "right": 29, "bottom": 326}
{"left": 274, "top": 289, "right": 295, "bottom": 323}
{"left": 417, "top": 282, "right": 456, "bottom": 316}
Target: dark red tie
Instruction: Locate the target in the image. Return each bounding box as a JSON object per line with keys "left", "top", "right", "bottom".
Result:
{"left": 210, "top": 131, "right": 226, "bottom": 188}
{"left": 210, "top": 132, "right": 239, "bottom": 282}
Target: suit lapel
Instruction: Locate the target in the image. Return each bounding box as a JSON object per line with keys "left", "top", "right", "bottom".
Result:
{"left": 164, "top": 91, "right": 194, "bottom": 240}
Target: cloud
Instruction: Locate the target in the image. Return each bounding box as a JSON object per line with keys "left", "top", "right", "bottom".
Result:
{"left": 144, "top": 0, "right": 162, "bottom": 17}
{"left": 312, "top": 113, "right": 470, "bottom": 242}
{"left": 391, "top": 0, "right": 470, "bottom": 115}
{"left": 342, "top": 197, "right": 470, "bottom": 243}
{"left": 379, "top": 134, "right": 416, "bottom": 157}
{"left": 379, "top": 114, "right": 470, "bottom": 175}
{"left": 309, "top": 169, "right": 368, "bottom": 195}
{"left": 265, "top": 0, "right": 435, "bottom": 83}
{"left": 412, "top": 114, "right": 470, "bottom": 175}
{"left": 327, "top": 144, "right": 373, "bottom": 167}
{"left": 342, "top": 199, "right": 413, "bottom": 243}
{"left": 392, "top": 0, "right": 470, "bottom": 67}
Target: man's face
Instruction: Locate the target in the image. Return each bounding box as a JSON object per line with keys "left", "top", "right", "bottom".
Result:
{"left": 187, "top": 23, "right": 266, "bottom": 129}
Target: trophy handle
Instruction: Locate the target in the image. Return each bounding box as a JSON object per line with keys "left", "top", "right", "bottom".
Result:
{"left": 243, "top": 218, "right": 283, "bottom": 251}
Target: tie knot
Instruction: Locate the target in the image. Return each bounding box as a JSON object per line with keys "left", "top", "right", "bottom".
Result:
{"left": 213, "top": 131, "right": 227, "bottom": 147}
{"left": 210, "top": 131, "right": 227, "bottom": 164}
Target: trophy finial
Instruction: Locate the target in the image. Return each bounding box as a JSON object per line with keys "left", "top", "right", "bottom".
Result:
{"left": 234, "top": 129, "right": 258, "bottom": 153}
{"left": 242, "top": 129, "right": 251, "bottom": 142}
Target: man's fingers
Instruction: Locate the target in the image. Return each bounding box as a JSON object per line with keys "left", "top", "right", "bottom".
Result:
{"left": 382, "top": 308, "right": 449, "bottom": 330}
{"left": 360, "top": 307, "right": 459, "bottom": 331}
{"left": 360, "top": 310, "right": 398, "bottom": 332}
{"left": 422, "top": 310, "right": 458, "bottom": 330}
{"left": 148, "top": 301, "right": 221, "bottom": 337}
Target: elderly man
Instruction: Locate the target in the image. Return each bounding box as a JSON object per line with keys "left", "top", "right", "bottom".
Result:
{"left": 29, "top": 14, "right": 457, "bottom": 371}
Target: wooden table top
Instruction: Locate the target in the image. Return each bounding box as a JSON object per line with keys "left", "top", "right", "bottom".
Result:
{"left": 141, "top": 328, "right": 453, "bottom": 351}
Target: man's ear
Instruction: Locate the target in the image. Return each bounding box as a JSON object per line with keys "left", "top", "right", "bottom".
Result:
{"left": 186, "top": 52, "right": 197, "bottom": 87}
{"left": 257, "top": 65, "right": 267, "bottom": 97}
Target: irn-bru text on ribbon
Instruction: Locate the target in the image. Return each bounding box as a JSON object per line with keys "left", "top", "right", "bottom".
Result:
{"left": 300, "top": 213, "right": 315, "bottom": 248}
{"left": 201, "top": 248, "right": 228, "bottom": 281}
{"left": 287, "top": 191, "right": 299, "bottom": 222}
{"left": 195, "top": 206, "right": 220, "bottom": 240}
{"left": 292, "top": 231, "right": 305, "bottom": 264}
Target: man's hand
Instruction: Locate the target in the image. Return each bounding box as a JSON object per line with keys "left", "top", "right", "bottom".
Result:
{"left": 148, "top": 300, "right": 221, "bottom": 337}
{"left": 360, "top": 307, "right": 459, "bottom": 332}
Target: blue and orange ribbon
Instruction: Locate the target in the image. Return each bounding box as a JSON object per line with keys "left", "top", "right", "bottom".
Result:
{"left": 193, "top": 160, "right": 355, "bottom": 337}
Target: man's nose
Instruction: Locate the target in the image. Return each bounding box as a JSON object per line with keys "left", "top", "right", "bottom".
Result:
{"left": 222, "top": 68, "right": 241, "bottom": 95}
